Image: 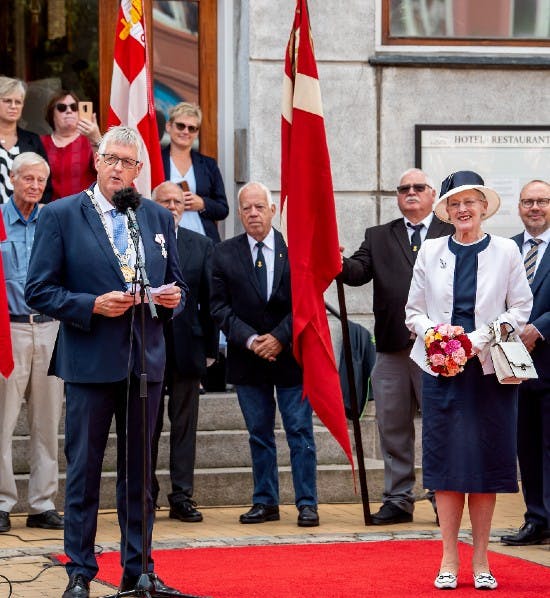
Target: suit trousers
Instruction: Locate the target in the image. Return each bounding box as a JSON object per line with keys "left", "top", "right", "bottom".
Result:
{"left": 371, "top": 348, "right": 422, "bottom": 513}
{"left": 236, "top": 383, "right": 317, "bottom": 507}
{"left": 151, "top": 373, "right": 200, "bottom": 506}
{"left": 517, "top": 381, "right": 550, "bottom": 528}
{"left": 63, "top": 377, "right": 162, "bottom": 581}
{"left": 0, "top": 321, "right": 63, "bottom": 513}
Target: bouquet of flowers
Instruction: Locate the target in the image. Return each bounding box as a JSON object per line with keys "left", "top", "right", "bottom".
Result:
{"left": 425, "top": 324, "right": 473, "bottom": 376}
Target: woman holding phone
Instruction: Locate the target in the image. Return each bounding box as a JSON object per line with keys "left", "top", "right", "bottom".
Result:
{"left": 161, "top": 102, "right": 228, "bottom": 242}
{"left": 41, "top": 90, "right": 101, "bottom": 200}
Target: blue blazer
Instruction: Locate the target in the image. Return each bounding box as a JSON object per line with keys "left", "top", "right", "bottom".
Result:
{"left": 25, "top": 187, "right": 186, "bottom": 384}
{"left": 513, "top": 233, "right": 550, "bottom": 387}
{"left": 161, "top": 146, "right": 228, "bottom": 243}
{"left": 210, "top": 228, "right": 302, "bottom": 386}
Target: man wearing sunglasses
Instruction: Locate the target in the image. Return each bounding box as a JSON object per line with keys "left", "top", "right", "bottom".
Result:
{"left": 339, "top": 168, "right": 453, "bottom": 525}
{"left": 502, "top": 180, "right": 550, "bottom": 547}
{"left": 25, "top": 126, "right": 188, "bottom": 597}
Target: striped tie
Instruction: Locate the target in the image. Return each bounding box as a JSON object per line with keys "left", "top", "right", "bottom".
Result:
{"left": 524, "top": 238, "right": 543, "bottom": 284}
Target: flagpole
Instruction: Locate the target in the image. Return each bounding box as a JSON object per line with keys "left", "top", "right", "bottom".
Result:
{"left": 336, "top": 279, "right": 372, "bottom": 525}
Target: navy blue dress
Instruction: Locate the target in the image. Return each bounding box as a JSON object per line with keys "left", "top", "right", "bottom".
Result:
{"left": 422, "top": 235, "right": 519, "bottom": 493}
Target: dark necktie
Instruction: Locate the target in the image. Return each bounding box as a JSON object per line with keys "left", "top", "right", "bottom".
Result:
{"left": 524, "top": 238, "right": 543, "bottom": 284}
{"left": 255, "top": 241, "right": 268, "bottom": 299}
{"left": 407, "top": 223, "right": 423, "bottom": 256}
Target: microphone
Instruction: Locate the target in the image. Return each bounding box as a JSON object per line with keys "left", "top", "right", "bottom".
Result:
{"left": 112, "top": 187, "right": 141, "bottom": 233}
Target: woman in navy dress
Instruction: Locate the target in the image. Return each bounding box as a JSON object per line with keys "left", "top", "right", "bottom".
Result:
{"left": 406, "top": 171, "right": 533, "bottom": 590}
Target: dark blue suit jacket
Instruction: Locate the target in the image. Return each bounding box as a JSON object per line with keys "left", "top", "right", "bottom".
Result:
{"left": 166, "top": 228, "right": 218, "bottom": 378}
{"left": 210, "top": 228, "right": 302, "bottom": 387}
{"left": 25, "top": 187, "right": 185, "bottom": 383}
{"left": 513, "top": 233, "right": 550, "bottom": 387}
{"left": 161, "top": 146, "right": 228, "bottom": 243}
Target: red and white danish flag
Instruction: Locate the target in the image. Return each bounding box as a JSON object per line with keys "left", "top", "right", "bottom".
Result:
{"left": 107, "top": 0, "right": 164, "bottom": 197}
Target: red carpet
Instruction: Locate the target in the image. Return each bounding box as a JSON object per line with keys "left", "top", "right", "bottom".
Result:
{"left": 56, "top": 540, "right": 550, "bottom": 597}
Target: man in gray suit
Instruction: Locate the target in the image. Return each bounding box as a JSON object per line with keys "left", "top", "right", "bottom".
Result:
{"left": 339, "top": 168, "right": 453, "bottom": 524}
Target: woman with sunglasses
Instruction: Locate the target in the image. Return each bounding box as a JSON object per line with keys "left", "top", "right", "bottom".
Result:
{"left": 161, "top": 102, "right": 228, "bottom": 243}
{"left": 41, "top": 90, "right": 101, "bottom": 201}
{"left": 0, "top": 76, "right": 51, "bottom": 204}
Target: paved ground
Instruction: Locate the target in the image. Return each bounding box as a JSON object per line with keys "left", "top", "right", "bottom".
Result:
{"left": 1, "top": 493, "right": 549, "bottom": 597}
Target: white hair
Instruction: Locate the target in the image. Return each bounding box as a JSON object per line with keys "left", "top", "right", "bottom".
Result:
{"left": 238, "top": 181, "right": 274, "bottom": 207}
{"left": 11, "top": 152, "right": 50, "bottom": 177}
{"left": 398, "top": 168, "right": 435, "bottom": 190}
{"left": 98, "top": 126, "right": 144, "bottom": 161}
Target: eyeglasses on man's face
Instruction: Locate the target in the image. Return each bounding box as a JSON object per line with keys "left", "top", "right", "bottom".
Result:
{"left": 100, "top": 153, "right": 140, "bottom": 169}
{"left": 173, "top": 122, "right": 199, "bottom": 133}
{"left": 157, "top": 197, "right": 184, "bottom": 207}
{"left": 56, "top": 102, "right": 78, "bottom": 113}
{"left": 520, "top": 198, "right": 549, "bottom": 209}
{"left": 397, "top": 183, "right": 431, "bottom": 194}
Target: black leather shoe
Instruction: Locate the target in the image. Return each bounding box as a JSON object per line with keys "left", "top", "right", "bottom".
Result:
{"left": 239, "top": 504, "right": 280, "bottom": 524}
{"left": 120, "top": 572, "right": 199, "bottom": 596}
{"left": 62, "top": 574, "right": 89, "bottom": 598}
{"left": 0, "top": 510, "right": 11, "bottom": 533}
{"left": 501, "top": 521, "right": 549, "bottom": 546}
{"left": 297, "top": 505, "right": 320, "bottom": 527}
{"left": 169, "top": 500, "right": 203, "bottom": 523}
{"left": 371, "top": 503, "right": 413, "bottom": 525}
{"left": 26, "top": 509, "right": 64, "bottom": 529}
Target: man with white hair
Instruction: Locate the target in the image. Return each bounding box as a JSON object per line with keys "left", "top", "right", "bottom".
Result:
{"left": 210, "top": 181, "right": 319, "bottom": 527}
{"left": 339, "top": 168, "right": 454, "bottom": 525}
{"left": 0, "top": 152, "right": 63, "bottom": 534}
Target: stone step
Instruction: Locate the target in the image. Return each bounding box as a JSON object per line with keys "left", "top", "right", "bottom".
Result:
{"left": 14, "top": 392, "right": 272, "bottom": 436}
{"left": 13, "top": 461, "right": 426, "bottom": 512}
{"left": 12, "top": 422, "right": 368, "bottom": 474}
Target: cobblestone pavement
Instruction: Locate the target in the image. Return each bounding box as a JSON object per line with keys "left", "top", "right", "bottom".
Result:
{"left": 1, "top": 495, "right": 549, "bottom": 597}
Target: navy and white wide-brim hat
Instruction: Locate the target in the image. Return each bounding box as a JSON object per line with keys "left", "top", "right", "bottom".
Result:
{"left": 434, "top": 170, "right": 501, "bottom": 221}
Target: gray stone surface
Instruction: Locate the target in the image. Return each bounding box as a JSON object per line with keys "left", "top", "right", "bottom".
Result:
{"left": 249, "top": 0, "right": 375, "bottom": 61}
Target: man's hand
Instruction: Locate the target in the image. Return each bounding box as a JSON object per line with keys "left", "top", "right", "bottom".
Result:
{"left": 519, "top": 323, "right": 541, "bottom": 353}
{"left": 251, "top": 334, "right": 283, "bottom": 362}
{"left": 183, "top": 191, "right": 205, "bottom": 212}
{"left": 154, "top": 285, "right": 183, "bottom": 309}
{"left": 93, "top": 291, "right": 135, "bottom": 317}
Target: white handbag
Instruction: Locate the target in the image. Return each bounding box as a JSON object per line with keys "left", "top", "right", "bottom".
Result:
{"left": 489, "top": 321, "right": 538, "bottom": 384}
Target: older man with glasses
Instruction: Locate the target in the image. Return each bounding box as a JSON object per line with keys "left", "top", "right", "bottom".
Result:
{"left": 501, "top": 179, "right": 550, "bottom": 548}
{"left": 25, "top": 126, "right": 188, "bottom": 598}
{"left": 338, "top": 168, "right": 454, "bottom": 525}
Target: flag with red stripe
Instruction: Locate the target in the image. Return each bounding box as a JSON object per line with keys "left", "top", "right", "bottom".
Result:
{"left": 108, "top": 0, "right": 163, "bottom": 196}
{"left": 0, "top": 211, "right": 14, "bottom": 378}
{"left": 281, "top": 0, "right": 352, "bottom": 466}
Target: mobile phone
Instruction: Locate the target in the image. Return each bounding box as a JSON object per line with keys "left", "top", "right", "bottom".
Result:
{"left": 179, "top": 181, "right": 190, "bottom": 192}
{"left": 78, "top": 101, "right": 93, "bottom": 121}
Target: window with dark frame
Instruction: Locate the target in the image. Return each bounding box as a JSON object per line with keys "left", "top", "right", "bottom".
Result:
{"left": 382, "top": 0, "right": 550, "bottom": 47}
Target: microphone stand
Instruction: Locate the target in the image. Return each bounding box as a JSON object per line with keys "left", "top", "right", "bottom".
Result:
{"left": 103, "top": 211, "right": 200, "bottom": 598}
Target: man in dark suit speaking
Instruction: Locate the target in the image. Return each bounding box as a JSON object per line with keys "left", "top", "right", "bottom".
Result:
{"left": 210, "top": 181, "right": 319, "bottom": 527}
{"left": 151, "top": 181, "right": 218, "bottom": 523}
{"left": 25, "top": 126, "right": 187, "bottom": 598}
{"left": 339, "top": 168, "right": 454, "bottom": 525}
{"left": 502, "top": 179, "right": 550, "bottom": 547}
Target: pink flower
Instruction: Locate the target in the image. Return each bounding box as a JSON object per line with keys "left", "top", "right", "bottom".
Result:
{"left": 445, "top": 339, "right": 461, "bottom": 354}
{"left": 429, "top": 354, "right": 446, "bottom": 367}
{"left": 452, "top": 347, "right": 466, "bottom": 363}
